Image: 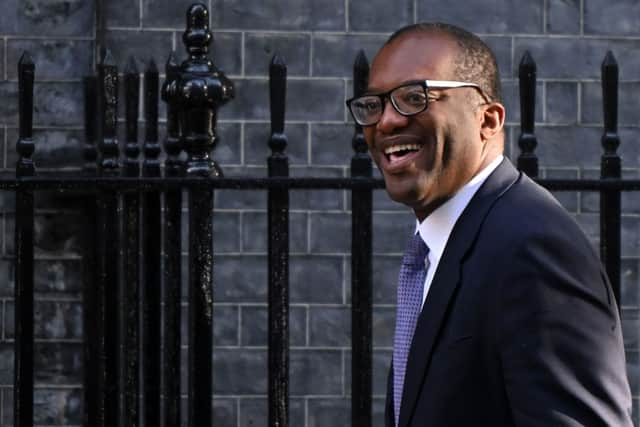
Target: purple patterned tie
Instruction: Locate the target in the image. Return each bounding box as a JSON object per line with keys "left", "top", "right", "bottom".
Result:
{"left": 393, "top": 232, "right": 429, "bottom": 427}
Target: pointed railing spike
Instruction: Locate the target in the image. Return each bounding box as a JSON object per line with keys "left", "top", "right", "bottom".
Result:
{"left": 125, "top": 55, "right": 137, "bottom": 74}
{"left": 143, "top": 58, "right": 160, "bottom": 177}
{"left": 102, "top": 49, "right": 115, "bottom": 67}
{"left": 17, "top": 51, "right": 35, "bottom": 177}
{"left": 517, "top": 50, "right": 538, "bottom": 177}
{"left": 352, "top": 50, "right": 369, "bottom": 155}
{"left": 353, "top": 50, "right": 369, "bottom": 99}
{"left": 269, "top": 54, "right": 287, "bottom": 155}
{"left": 162, "top": 52, "right": 183, "bottom": 175}
{"left": 124, "top": 56, "right": 140, "bottom": 177}
{"left": 83, "top": 76, "right": 98, "bottom": 172}
{"left": 164, "top": 2, "right": 234, "bottom": 177}
{"left": 98, "top": 49, "right": 120, "bottom": 172}
{"left": 601, "top": 50, "right": 619, "bottom": 144}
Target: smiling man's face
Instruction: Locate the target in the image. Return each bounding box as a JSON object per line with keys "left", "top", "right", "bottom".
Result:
{"left": 364, "top": 32, "right": 492, "bottom": 220}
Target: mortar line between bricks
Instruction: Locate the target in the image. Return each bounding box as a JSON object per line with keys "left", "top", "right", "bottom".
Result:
{"left": 209, "top": 393, "right": 364, "bottom": 399}
{"left": 342, "top": 257, "right": 348, "bottom": 304}
{"left": 510, "top": 36, "right": 515, "bottom": 81}
{"left": 234, "top": 74, "right": 355, "bottom": 81}
{"left": 344, "top": 0, "right": 349, "bottom": 32}
{"left": 97, "top": 27, "right": 640, "bottom": 41}
{"left": 211, "top": 345, "right": 394, "bottom": 351}
{"left": 212, "top": 302, "right": 399, "bottom": 308}
{"left": 2, "top": 124, "right": 7, "bottom": 168}
{"left": 17, "top": 125, "right": 85, "bottom": 131}
{"left": 3, "top": 35, "right": 94, "bottom": 41}
{"left": 307, "top": 123, "right": 312, "bottom": 164}
{"left": 577, "top": 81, "right": 583, "bottom": 124}
{"left": 4, "top": 78, "right": 86, "bottom": 84}
{"left": 306, "top": 211, "right": 312, "bottom": 253}
{"left": 341, "top": 348, "right": 346, "bottom": 396}
{"left": 542, "top": 82, "right": 547, "bottom": 122}
{"left": 1, "top": 299, "right": 5, "bottom": 341}
{"left": 22, "top": 295, "right": 83, "bottom": 302}
{"left": 308, "top": 33, "right": 314, "bottom": 77}
{"left": 0, "top": 255, "right": 82, "bottom": 261}
{"left": 219, "top": 119, "right": 349, "bottom": 124}
{"left": 511, "top": 33, "right": 640, "bottom": 41}
{"left": 306, "top": 304, "right": 310, "bottom": 346}
{"left": 10, "top": 425, "right": 81, "bottom": 427}
{"left": 3, "top": 37, "right": 6, "bottom": 81}
{"left": 580, "top": 0, "right": 585, "bottom": 35}
{"left": 238, "top": 210, "right": 244, "bottom": 252}
{"left": 504, "top": 121, "right": 640, "bottom": 129}
{"left": 543, "top": 0, "right": 548, "bottom": 34}
{"left": 240, "top": 31, "right": 246, "bottom": 77}
{"left": 235, "top": 397, "right": 241, "bottom": 427}
{"left": 2, "top": 214, "right": 6, "bottom": 255}
{"left": 237, "top": 305, "right": 243, "bottom": 346}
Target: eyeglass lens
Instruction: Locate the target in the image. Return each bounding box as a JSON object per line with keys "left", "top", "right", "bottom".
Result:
{"left": 350, "top": 84, "right": 428, "bottom": 126}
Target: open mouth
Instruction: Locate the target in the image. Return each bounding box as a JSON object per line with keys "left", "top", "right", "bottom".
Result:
{"left": 384, "top": 143, "right": 421, "bottom": 163}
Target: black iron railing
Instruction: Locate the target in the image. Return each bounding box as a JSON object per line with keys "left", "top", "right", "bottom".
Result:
{"left": 9, "top": 3, "right": 631, "bottom": 427}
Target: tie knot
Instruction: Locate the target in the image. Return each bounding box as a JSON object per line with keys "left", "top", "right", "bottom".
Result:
{"left": 403, "top": 233, "right": 429, "bottom": 267}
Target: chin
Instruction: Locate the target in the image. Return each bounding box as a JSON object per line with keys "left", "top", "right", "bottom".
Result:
{"left": 384, "top": 183, "right": 423, "bottom": 208}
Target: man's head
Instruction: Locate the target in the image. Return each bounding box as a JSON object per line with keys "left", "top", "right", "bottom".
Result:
{"left": 355, "top": 23, "right": 505, "bottom": 220}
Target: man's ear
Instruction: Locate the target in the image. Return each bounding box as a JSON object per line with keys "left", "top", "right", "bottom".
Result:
{"left": 479, "top": 102, "right": 505, "bottom": 142}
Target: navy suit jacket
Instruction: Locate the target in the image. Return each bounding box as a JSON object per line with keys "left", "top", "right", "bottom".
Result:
{"left": 386, "top": 159, "right": 632, "bottom": 427}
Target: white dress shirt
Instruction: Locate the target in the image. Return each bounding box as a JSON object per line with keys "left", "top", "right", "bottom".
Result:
{"left": 416, "top": 155, "right": 504, "bottom": 308}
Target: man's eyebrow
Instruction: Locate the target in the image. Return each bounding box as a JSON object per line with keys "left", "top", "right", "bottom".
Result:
{"left": 365, "top": 80, "right": 428, "bottom": 94}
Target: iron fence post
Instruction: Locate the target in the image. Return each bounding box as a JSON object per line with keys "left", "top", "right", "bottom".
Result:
{"left": 163, "top": 4, "right": 234, "bottom": 425}
{"left": 267, "top": 54, "right": 290, "bottom": 427}
{"left": 142, "top": 58, "right": 162, "bottom": 427}
{"left": 96, "top": 50, "right": 121, "bottom": 427}
{"left": 123, "top": 56, "right": 141, "bottom": 426}
{"left": 82, "top": 73, "right": 100, "bottom": 427}
{"left": 14, "top": 51, "right": 35, "bottom": 427}
{"left": 161, "top": 51, "right": 183, "bottom": 427}
{"left": 350, "top": 50, "right": 373, "bottom": 427}
{"left": 600, "top": 51, "right": 621, "bottom": 306}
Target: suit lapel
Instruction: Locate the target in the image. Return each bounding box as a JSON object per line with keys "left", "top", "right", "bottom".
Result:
{"left": 398, "top": 159, "right": 520, "bottom": 427}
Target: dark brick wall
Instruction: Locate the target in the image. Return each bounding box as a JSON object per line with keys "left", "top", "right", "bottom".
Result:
{"left": 1, "top": 0, "right": 640, "bottom": 425}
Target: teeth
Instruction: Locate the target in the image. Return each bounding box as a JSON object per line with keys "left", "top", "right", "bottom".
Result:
{"left": 384, "top": 144, "right": 420, "bottom": 155}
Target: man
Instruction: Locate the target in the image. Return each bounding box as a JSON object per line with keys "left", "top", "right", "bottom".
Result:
{"left": 346, "top": 24, "right": 632, "bottom": 426}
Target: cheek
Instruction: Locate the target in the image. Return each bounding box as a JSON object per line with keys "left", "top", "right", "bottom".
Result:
{"left": 362, "top": 129, "right": 375, "bottom": 149}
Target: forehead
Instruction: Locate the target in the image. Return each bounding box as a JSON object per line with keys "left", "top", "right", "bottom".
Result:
{"left": 369, "top": 32, "right": 459, "bottom": 91}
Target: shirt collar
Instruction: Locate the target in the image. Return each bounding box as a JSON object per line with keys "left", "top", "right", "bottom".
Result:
{"left": 415, "top": 155, "right": 504, "bottom": 261}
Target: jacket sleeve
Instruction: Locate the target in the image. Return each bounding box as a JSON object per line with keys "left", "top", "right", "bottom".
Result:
{"left": 496, "top": 226, "right": 632, "bottom": 426}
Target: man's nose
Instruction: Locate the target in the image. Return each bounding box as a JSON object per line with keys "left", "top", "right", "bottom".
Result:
{"left": 376, "top": 100, "right": 409, "bottom": 134}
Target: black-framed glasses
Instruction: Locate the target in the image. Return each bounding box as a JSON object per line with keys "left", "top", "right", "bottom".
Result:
{"left": 346, "top": 79, "right": 488, "bottom": 126}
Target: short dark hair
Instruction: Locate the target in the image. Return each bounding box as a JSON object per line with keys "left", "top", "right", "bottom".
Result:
{"left": 386, "top": 23, "right": 502, "bottom": 103}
